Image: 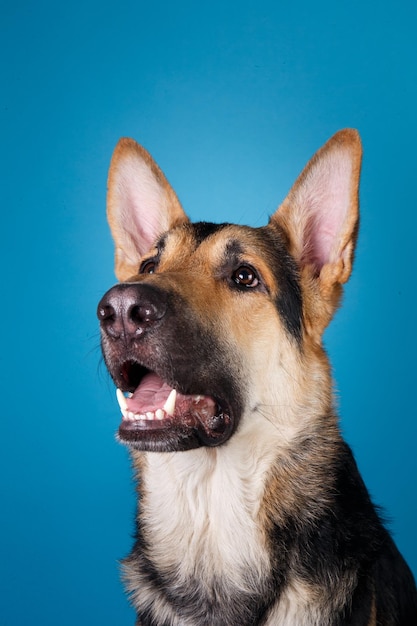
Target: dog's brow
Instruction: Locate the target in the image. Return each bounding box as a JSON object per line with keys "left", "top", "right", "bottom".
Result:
{"left": 155, "top": 234, "right": 167, "bottom": 251}
{"left": 191, "top": 221, "right": 229, "bottom": 246}
{"left": 224, "top": 239, "right": 244, "bottom": 258}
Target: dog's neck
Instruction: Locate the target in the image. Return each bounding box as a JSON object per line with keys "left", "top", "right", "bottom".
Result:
{"left": 129, "top": 408, "right": 339, "bottom": 586}
{"left": 131, "top": 432, "right": 277, "bottom": 588}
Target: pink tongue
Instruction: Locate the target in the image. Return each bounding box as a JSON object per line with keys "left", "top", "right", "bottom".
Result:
{"left": 127, "top": 372, "right": 173, "bottom": 414}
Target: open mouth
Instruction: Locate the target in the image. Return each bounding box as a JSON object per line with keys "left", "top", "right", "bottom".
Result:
{"left": 114, "top": 360, "right": 233, "bottom": 450}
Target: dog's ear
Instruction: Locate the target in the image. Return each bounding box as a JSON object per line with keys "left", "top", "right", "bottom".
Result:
{"left": 270, "top": 129, "right": 362, "bottom": 335}
{"left": 107, "top": 138, "right": 189, "bottom": 281}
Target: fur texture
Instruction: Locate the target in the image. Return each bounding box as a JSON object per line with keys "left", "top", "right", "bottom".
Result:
{"left": 98, "top": 130, "right": 417, "bottom": 625}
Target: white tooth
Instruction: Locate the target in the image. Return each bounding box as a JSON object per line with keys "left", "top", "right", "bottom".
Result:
{"left": 193, "top": 395, "right": 202, "bottom": 403}
{"left": 163, "top": 389, "right": 177, "bottom": 416}
{"left": 155, "top": 409, "right": 165, "bottom": 420}
{"left": 116, "top": 388, "right": 128, "bottom": 412}
{"left": 146, "top": 411, "right": 155, "bottom": 420}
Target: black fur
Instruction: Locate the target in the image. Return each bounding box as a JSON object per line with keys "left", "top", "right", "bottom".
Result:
{"left": 191, "top": 221, "right": 229, "bottom": 245}
{"left": 127, "top": 439, "right": 417, "bottom": 625}
{"left": 99, "top": 133, "right": 417, "bottom": 625}
{"left": 98, "top": 280, "right": 244, "bottom": 450}
{"left": 260, "top": 225, "right": 303, "bottom": 342}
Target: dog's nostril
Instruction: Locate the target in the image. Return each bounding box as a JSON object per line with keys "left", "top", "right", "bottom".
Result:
{"left": 97, "top": 303, "right": 116, "bottom": 322}
{"left": 129, "top": 304, "right": 158, "bottom": 324}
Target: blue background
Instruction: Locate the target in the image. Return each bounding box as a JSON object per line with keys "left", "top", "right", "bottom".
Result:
{"left": 1, "top": 1, "right": 416, "bottom": 624}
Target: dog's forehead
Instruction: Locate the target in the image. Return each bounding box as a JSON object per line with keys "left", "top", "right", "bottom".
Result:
{"left": 159, "top": 221, "right": 286, "bottom": 267}
{"left": 156, "top": 221, "right": 303, "bottom": 342}
{"left": 154, "top": 220, "right": 299, "bottom": 298}
{"left": 157, "top": 221, "right": 231, "bottom": 253}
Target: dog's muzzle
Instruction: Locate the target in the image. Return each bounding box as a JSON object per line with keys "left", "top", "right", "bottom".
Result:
{"left": 97, "top": 282, "right": 236, "bottom": 451}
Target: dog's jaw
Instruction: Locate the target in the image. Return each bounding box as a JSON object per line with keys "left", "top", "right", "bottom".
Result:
{"left": 110, "top": 364, "right": 235, "bottom": 451}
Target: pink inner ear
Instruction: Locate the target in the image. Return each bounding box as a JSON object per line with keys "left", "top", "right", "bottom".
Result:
{"left": 300, "top": 151, "right": 353, "bottom": 270}
{"left": 115, "top": 154, "right": 171, "bottom": 257}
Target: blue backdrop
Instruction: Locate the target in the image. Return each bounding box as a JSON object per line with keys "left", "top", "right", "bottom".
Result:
{"left": 1, "top": 1, "right": 416, "bottom": 624}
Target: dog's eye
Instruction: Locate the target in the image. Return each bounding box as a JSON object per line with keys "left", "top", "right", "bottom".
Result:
{"left": 140, "top": 260, "right": 157, "bottom": 274}
{"left": 232, "top": 265, "right": 259, "bottom": 288}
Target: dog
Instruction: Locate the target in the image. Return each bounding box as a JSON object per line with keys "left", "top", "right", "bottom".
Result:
{"left": 97, "top": 129, "right": 417, "bottom": 625}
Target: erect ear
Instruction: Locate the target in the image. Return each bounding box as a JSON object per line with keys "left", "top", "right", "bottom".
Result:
{"left": 270, "top": 129, "right": 362, "bottom": 335}
{"left": 106, "top": 138, "right": 189, "bottom": 281}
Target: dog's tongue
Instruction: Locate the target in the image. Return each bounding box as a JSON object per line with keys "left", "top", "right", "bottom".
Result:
{"left": 128, "top": 372, "right": 173, "bottom": 414}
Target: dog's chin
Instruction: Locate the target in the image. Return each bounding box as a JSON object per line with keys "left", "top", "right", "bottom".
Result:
{"left": 112, "top": 362, "right": 235, "bottom": 451}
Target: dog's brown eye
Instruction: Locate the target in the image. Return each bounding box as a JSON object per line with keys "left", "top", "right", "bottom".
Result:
{"left": 140, "top": 260, "right": 157, "bottom": 274}
{"left": 232, "top": 266, "right": 259, "bottom": 287}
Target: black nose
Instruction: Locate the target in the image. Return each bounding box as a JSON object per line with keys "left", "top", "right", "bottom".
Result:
{"left": 97, "top": 283, "right": 168, "bottom": 341}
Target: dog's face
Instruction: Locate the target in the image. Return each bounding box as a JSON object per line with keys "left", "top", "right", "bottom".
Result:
{"left": 98, "top": 131, "right": 362, "bottom": 452}
{"left": 98, "top": 221, "right": 303, "bottom": 451}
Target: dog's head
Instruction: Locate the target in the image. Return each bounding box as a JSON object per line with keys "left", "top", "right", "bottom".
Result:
{"left": 97, "top": 131, "right": 362, "bottom": 452}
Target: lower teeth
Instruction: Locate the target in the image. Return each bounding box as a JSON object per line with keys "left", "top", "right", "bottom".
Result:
{"left": 117, "top": 388, "right": 175, "bottom": 423}
{"left": 123, "top": 409, "right": 168, "bottom": 422}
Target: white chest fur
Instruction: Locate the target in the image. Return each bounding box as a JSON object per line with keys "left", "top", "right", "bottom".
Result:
{"left": 139, "top": 442, "right": 272, "bottom": 592}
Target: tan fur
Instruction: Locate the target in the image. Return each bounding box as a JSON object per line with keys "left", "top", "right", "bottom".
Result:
{"left": 98, "top": 130, "right": 417, "bottom": 625}
{"left": 108, "top": 131, "right": 361, "bottom": 622}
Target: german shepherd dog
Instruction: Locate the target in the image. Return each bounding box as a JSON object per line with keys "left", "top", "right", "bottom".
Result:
{"left": 97, "top": 130, "right": 417, "bottom": 625}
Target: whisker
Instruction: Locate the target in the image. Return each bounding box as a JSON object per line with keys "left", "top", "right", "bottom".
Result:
{"left": 255, "top": 403, "right": 293, "bottom": 443}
